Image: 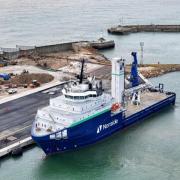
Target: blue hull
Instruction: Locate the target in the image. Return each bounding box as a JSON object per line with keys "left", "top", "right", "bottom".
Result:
{"left": 32, "top": 93, "right": 176, "bottom": 155}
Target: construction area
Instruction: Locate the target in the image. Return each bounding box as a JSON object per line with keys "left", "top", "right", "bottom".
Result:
{"left": 0, "top": 41, "right": 110, "bottom": 101}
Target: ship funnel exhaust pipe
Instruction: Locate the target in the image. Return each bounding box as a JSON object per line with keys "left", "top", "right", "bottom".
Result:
{"left": 111, "top": 58, "right": 125, "bottom": 104}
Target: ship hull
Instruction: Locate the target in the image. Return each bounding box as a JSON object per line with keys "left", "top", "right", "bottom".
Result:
{"left": 32, "top": 93, "right": 176, "bottom": 155}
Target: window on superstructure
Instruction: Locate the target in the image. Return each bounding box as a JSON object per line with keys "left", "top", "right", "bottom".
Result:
{"left": 66, "top": 95, "right": 73, "bottom": 99}
{"left": 79, "top": 96, "right": 84, "bottom": 100}
{"left": 75, "top": 96, "right": 81, "bottom": 100}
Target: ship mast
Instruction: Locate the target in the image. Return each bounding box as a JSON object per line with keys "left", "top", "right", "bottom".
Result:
{"left": 79, "top": 58, "right": 85, "bottom": 84}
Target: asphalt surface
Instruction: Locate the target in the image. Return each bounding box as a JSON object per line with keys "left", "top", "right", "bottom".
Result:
{"left": 0, "top": 85, "right": 63, "bottom": 148}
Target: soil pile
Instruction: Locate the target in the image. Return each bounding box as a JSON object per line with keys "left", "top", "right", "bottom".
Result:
{"left": 3, "top": 73, "right": 54, "bottom": 86}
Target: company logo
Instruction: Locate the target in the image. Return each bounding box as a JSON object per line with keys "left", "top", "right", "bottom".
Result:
{"left": 97, "top": 119, "right": 118, "bottom": 134}
{"left": 97, "top": 125, "right": 102, "bottom": 134}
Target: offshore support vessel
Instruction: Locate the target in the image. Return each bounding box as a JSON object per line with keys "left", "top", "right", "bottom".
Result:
{"left": 31, "top": 52, "right": 176, "bottom": 155}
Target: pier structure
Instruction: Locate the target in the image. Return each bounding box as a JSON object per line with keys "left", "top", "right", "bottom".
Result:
{"left": 0, "top": 81, "right": 69, "bottom": 158}
{"left": 108, "top": 24, "right": 180, "bottom": 35}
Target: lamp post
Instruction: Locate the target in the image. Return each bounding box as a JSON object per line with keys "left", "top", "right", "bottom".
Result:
{"left": 140, "top": 42, "right": 144, "bottom": 65}
{"left": 119, "top": 17, "right": 124, "bottom": 26}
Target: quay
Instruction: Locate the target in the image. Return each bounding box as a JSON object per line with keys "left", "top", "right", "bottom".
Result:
{"left": 0, "top": 81, "right": 68, "bottom": 158}
{"left": 107, "top": 24, "right": 180, "bottom": 35}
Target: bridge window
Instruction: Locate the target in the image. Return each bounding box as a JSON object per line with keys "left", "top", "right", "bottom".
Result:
{"left": 65, "top": 94, "right": 98, "bottom": 100}
{"left": 74, "top": 96, "right": 79, "bottom": 100}
{"left": 65, "top": 95, "right": 73, "bottom": 99}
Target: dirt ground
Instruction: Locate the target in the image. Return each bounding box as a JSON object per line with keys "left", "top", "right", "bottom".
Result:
{"left": 0, "top": 46, "right": 108, "bottom": 100}
{"left": 11, "top": 47, "right": 108, "bottom": 70}
{"left": 3, "top": 73, "right": 54, "bottom": 85}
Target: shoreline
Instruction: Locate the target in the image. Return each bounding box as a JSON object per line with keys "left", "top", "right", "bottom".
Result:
{"left": 138, "top": 64, "right": 180, "bottom": 78}
{"left": 89, "top": 63, "right": 180, "bottom": 80}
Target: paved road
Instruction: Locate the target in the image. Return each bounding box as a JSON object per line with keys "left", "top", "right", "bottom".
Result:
{"left": 0, "top": 85, "right": 63, "bottom": 148}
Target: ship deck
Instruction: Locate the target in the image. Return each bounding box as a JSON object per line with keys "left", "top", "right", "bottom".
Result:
{"left": 125, "top": 91, "right": 171, "bottom": 117}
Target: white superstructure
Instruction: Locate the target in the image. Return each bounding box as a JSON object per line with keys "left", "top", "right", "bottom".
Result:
{"left": 33, "top": 78, "right": 113, "bottom": 137}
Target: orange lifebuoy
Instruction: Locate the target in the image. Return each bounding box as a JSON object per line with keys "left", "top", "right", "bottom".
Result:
{"left": 111, "top": 103, "right": 121, "bottom": 112}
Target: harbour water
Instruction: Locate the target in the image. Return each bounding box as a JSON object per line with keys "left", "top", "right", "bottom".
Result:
{"left": 1, "top": 0, "right": 180, "bottom": 63}
{"left": 0, "top": 0, "right": 180, "bottom": 179}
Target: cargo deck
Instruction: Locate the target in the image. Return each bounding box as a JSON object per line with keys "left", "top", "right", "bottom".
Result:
{"left": 125, "top": 91, "right": 171, "bottom": 117}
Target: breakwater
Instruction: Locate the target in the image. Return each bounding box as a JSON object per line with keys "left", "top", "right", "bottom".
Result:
{"left": 108, "top": 25, "right": 180, "bottom": 35}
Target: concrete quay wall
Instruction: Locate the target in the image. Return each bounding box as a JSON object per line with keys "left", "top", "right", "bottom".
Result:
{"left": 35, "top": 42, "right": 73, "bottom": 54}
{"left": 0, "top": 137, "right": 34, "bottom": 158}
{"left": 108, "top": 24, "right": 180, "bottom": 35}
